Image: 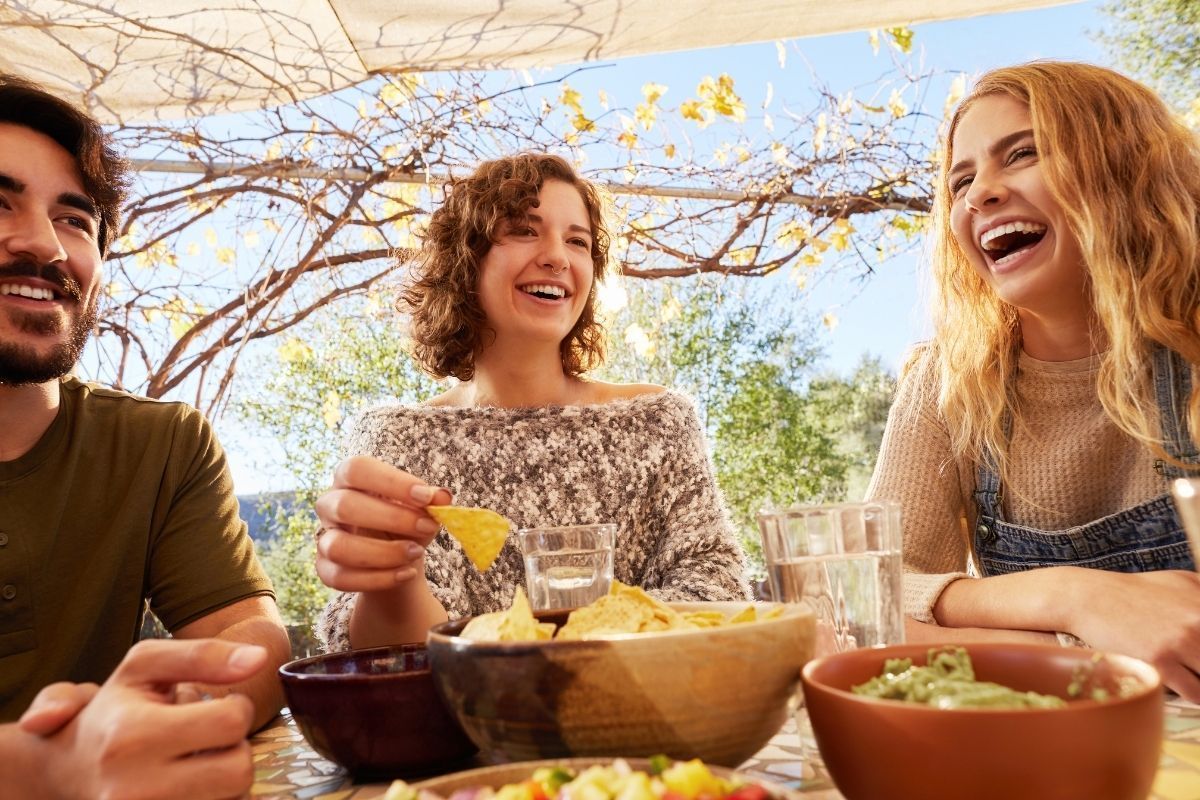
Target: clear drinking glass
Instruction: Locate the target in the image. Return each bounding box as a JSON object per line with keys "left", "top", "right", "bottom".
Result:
{"left": 518, "top": 523, "right": 617, "bottom": 610}
{"left": 1171, "top": 478, "right": 1200, "bottom": 565}
{"left": 757, "top": 501, "right": 905, "bottom": 768}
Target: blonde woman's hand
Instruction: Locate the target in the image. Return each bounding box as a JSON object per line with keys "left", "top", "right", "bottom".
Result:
{"left": 1066, "top": 569, "right": 1200, "bottom": 701}
{"left": 314, "top": 455, "right": 452, "bottom": 593}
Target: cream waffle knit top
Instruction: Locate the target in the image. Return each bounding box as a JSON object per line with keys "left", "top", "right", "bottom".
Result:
{"left": 866, "top": 346, "right": 1168, "bottom": 623}
{"left": 318, "top": 390, "right": 751, "bottom": 651}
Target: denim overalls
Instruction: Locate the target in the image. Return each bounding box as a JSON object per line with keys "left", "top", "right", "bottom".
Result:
{"left": 972, "top": 346, "right": 1198, "bottom": 576}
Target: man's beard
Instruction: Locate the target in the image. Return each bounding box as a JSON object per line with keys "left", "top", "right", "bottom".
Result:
{"left": 0, "top": 260, "right": 94, "bottom": 386}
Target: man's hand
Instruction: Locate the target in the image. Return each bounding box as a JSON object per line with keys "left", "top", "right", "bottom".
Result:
{"left": 19, "top": 638, "right": 269, "bottom": 800}
{"left": 18, "top": 682, "right": 99, "bottom": 736}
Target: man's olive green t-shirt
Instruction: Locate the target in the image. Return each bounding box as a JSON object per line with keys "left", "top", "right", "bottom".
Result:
{"left": 0, "top": 377, "right": 274, "bottom": 719}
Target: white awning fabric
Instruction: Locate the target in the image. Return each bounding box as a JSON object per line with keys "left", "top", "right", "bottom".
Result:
{"left": 1, "top": 0, "right": 1078, "bottom": 123}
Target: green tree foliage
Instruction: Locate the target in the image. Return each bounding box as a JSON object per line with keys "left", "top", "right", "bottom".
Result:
{"left": 1098, "top": 0, "right": 1200, "bottom": 114}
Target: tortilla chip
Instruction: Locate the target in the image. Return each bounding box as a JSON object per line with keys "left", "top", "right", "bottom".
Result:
{"left": 427, "top": 505, "right": 511, "bottom": 571}
{"left": 461, "top": 587, "right": 553, "bottom": 642}
{"left": 682, "top": 611, "right": 728, "bottom": 628}
{"left": 727, "top": 605, "right": 757, "bottom": 624}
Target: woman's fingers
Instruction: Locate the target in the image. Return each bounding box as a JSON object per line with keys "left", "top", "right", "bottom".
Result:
{"left": 317, "top": 527, "right": 425, "bottom": 570}
{"left": 315, "top": 548, "right": 421, "bottom": 592}
{"left": 331, "top": 456, "right": 451, "bottom": 507}
{"left": 316, "top": 488, "right": 443, "bottom": 541}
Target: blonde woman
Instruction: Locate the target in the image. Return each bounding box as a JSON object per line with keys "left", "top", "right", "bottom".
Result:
{"left": 313, "top": 153, "right": 750, "bottom": 652}
{"left": 868, "top": 62, "right": 1200, "bottom": 699}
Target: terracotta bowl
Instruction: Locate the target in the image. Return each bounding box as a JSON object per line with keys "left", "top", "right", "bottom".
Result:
{"left": 279, "top": 643, "right": 478, "bottom": 777}
{"left": 801, "top": 643, "right": 1164, "bottom": 800}
{"left": 426, "top": 601, "right": 816, "bottom": 767}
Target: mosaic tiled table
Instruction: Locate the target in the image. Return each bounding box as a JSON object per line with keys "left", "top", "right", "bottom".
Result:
{"left": 250, "top": 699, "right": 1200, "bottom": 800}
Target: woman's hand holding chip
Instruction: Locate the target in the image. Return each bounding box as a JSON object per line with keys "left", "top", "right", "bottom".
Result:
{"left": 314, "top": 455, "right": 452, "bottom": 593}
{"left": 315, "top": 455, "right": 454, "bottom": 648}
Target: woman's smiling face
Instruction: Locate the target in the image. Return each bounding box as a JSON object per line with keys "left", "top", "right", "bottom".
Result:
{"left": 475, "top": 179, "right": 595, "bottom": 349}
{"left": 947, "top": 94, "right": 1088, "bottom": 320}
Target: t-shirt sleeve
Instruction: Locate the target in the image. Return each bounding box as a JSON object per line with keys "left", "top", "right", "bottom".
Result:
{"left": 641, "top": 395, "right": 752, "bottom": 602}
{"left": 864, "top": 347, "right": 971, "bottom": 623}
{"left": 147, "top": 407, "right": 274, "bottom": 631}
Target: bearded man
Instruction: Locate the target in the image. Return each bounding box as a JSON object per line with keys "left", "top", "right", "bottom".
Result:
{"left": 0, "top": 73, "right": 290, "bottom": 799}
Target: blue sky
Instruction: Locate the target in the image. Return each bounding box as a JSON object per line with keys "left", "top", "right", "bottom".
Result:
{"left": 220, "top": 0, "right": 1112, "bottom": 494}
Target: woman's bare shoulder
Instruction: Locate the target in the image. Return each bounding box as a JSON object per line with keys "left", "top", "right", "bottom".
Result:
{"left": 584, "top": 380, "right": 668, "bottom": 403}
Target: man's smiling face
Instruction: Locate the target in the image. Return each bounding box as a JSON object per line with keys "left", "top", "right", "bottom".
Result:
{"left": 0, "top": 122, "right": 102, "bottom": 385}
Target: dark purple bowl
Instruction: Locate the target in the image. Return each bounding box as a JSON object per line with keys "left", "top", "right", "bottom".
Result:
{"left": 279, "top": 642, "right": 478, "bottom": 777}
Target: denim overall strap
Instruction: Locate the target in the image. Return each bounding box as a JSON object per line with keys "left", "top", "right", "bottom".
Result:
{"left": 972, "top": 346, "right": 1197, "bottom": 576}
{"left": 1151, "top": 344, "right": 1200, "bottom": 478}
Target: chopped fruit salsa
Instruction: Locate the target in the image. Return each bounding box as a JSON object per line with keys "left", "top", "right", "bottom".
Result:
{"left": 384, "top": 758, "right": 773, "bottom": 800}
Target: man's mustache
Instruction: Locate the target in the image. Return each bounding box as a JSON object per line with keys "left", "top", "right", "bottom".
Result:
{"left": 0, "top": 261, "right": 83, "bottom": 302}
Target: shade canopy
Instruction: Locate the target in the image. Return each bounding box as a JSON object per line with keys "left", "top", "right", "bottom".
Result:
{"left": 2, "top": 0, "right": 1077, "bottom": 123}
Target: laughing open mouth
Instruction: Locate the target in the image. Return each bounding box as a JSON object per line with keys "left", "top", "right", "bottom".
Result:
{"left": 0, "top": 283, "right": 61, "bottom": 302}
{"left": 519, "top": 283, "right": 569, "bottom": 300}
{"left": 980, "top": 221, "right": 1047, "bottom": 265}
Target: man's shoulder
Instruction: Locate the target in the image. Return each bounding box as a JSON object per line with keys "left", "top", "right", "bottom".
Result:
{"left": 62, "top": 376, "right": 203, "bottom": 426}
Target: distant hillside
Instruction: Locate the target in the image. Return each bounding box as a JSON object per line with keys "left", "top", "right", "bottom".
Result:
{"left": 237, "top": 492, "right": 307, "bottom": 542}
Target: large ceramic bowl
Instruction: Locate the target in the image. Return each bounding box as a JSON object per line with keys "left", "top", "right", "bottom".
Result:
{"left": 426, "top": 601, "right": 816, "bottom": 767}
{"left": 279, "top": 643, "right": 478, "bottom": 777}
{"left": 801, "top": 643, "right": 1164, "bottom": 800}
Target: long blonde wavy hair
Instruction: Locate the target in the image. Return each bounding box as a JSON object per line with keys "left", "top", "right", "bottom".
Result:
{"left": 931, "top": 61, "right": 1200, "bottom": 482}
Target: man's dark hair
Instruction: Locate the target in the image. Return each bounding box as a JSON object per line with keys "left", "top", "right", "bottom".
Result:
{"left": 0, "top": 74, "right": 129, "bottom": 254}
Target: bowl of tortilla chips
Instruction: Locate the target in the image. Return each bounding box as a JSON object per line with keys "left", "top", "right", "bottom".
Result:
{"left": 425, "top": 582, "right": 816, "bottom": 767}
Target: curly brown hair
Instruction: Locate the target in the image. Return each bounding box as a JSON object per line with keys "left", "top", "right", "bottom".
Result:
{"left": 0, "top": 73, "right": 129, "bottom": 256}
{"left": 402, "top": 153, "right": 610, "bottom": 380}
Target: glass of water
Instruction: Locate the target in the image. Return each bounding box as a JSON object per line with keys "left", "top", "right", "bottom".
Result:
{"left": 518, "top": 523, "right": 617, "bottom": 611}
{"left": 757, "top": 501, "right": 905, "bottom": 769}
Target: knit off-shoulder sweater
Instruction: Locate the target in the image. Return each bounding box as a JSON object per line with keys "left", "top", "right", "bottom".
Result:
{"left": 317, "top": 390, "right": 751, "bottom": 651}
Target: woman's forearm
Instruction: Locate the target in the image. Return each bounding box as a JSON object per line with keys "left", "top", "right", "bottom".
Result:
{"left": 932, "top": 567, "right": 1086, "bottom": 633}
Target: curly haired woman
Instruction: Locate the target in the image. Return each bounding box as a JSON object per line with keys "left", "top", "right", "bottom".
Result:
{"left": 314, "top": 153, "right": 749, "bottom": 651}
{"left": 868, "top": 61, "right": 1200, "bottom": 699}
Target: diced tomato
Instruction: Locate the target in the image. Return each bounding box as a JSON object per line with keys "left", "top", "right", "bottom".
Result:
{"left": 662, "top": 791, "right": 690, "bottom": 800}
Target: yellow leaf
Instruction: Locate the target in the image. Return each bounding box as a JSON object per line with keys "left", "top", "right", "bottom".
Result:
{"left": 659, "top": 297, "right": 682, "bottom": 323}
{"left": 838, "top": 91, "right": 854, "bottom": 115}
{"left": 642, "top": 82, "right": 668, "bottom": 105}
{"left": 265, "top": 142, "right": 282, "bottom": 161}
{"left": 186, "top": 242, "right": 199, "bottom": 256}
{"left": 776, "top": 220, "right": 811, "bottom": 249}
{"left": 598, "top": 89, "right": 610, "bottom": 109}
{"left": 215, "top": 247, "right": 236, "bottom": 265}
{"left": 736, "top": 146, "right": 751, "bottom": 163}
{"left": 357, "top": 99, "right": 369, "bottom": 119}
{"left": 664, "top": 143, "right": 677, "bottom": 159}
{"left": 634, "top": 102, "right": 657, "bottom": 131}
{"left": 321, "top": 390, "right": 343, "bottom": 429}
{"left": 571, "top": 113, "right": 596, "bottom": 133}
{"left": 885, "top": 26, "right": 914, "bottom": 54}
{"left": 560, "top": 84, "right": 584, "bottom": 113}
{"left": 277, "top": 337, "right": 312, "bottom": 364}
{"left": 698, "top": 74, "right": 746, "bottom": 123}
{"left": 478, "top": 98, "right": 493, "bottom": 115}
{"left": 204, "top": 228, "right": 218, "bottom": 248}
{"left": 868, "top": 29, "right": 880, "bottom": 56}
{"left": 888, "top": 88, "right": 909, "bottom": 119}
{"left": 617, "top": 130, "right": 638, "bottom": 149}
{"left": 263, "top": 218, "right": 282, "bottom": 234}
{"left": 822, "top": 311, "right": 839, "bottom": 330}
{"left": 679, "top": 100, "right": 708, "bottom": 125}
{"left": 830, "top": 219, "right": 856, "bottom": 252}
{"left": 713, "top": 146, "right": 728, "bottom": 166}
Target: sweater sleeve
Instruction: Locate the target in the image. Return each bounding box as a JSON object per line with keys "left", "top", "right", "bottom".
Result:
{"left": 641, "top": 395, "right": 752, "bottom": 602}
{"left": 865, "top": 346, "right": 972, "bottom": 623}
